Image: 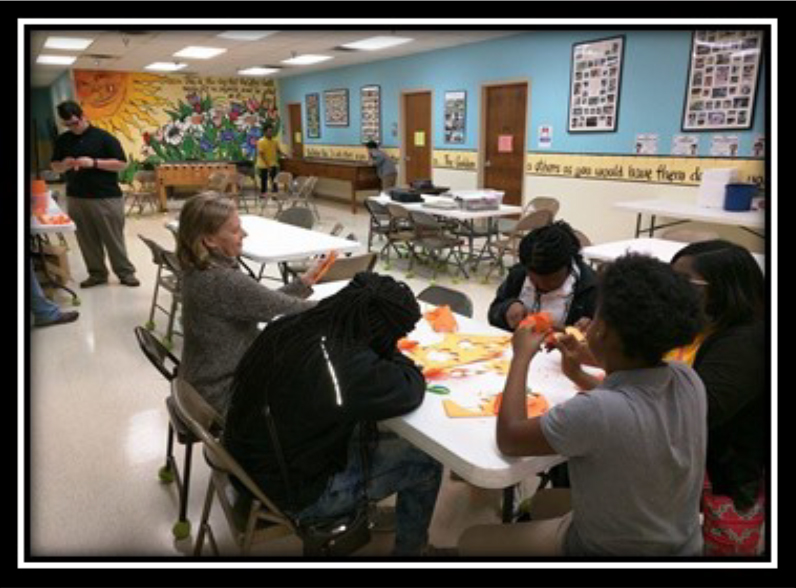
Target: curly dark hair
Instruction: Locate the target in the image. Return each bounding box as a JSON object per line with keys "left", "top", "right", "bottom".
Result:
{"left": 597, "top": 253, "right": 704, "bottom": 365}
{"left": 518, "top": 220, "right": 582, "bottom": 275}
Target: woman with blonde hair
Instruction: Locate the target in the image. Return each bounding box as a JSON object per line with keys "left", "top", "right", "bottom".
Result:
{"left": 177, "top": 191, "right": 323, "bottom": 418}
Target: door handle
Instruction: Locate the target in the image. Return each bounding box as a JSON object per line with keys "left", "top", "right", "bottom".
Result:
{"left": 405, "top": 156, "right": 411, "bottom": 161}
{"left": 485, "top": 160, "right": 492, "bottom": 167}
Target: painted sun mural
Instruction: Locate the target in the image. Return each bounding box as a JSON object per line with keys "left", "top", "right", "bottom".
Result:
{"left": 72, "top": 69, "right": 281, "bottom": 180}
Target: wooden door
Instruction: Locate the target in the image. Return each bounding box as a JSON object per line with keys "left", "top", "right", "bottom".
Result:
{"left": 288, "top": 103, "right": 303, "bottom": 159}
{"left": 402, "top": 91, "right": 432, "bottom": 185}
{"left": 483, "top": 83, "right": 528, "bottom": 207}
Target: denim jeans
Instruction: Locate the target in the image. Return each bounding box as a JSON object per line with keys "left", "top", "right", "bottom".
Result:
{"left": 292, "top": 429, "right": 442, "bottom": 556}
{"left": 30, "top": 258, "right": 61, "bottom": 323}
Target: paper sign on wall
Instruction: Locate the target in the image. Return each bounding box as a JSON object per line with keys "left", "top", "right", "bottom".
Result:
{"left": 498, "top": 135, "right": 513, "bottom": 153}
{"left": 294, "top": 132, "right": 302, "bottom": 144}
{"left": 414, "top": 131, "right": 426, "bottom": 147}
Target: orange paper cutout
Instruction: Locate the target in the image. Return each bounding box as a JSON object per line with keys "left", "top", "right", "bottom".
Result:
{"left": 424, "top": 305, "right": 458, "bottom": 333}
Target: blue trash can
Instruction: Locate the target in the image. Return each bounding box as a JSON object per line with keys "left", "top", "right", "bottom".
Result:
{"left": 724, "top": 183, "right": 757, "bottom": 212}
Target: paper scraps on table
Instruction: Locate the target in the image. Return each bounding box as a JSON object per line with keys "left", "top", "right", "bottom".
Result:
{"left": 423, "top": 305, "right": 458, "bottom": 332}
{"left": 442, "top": 390, "right": 549, "bottom": 418}
{"left": 402, "top": 333, "right": 511, "bottom": 379}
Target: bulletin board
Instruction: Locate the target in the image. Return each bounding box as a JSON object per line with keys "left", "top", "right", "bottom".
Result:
{"left": 567, "top": 35, "right": 624, "bottom": 133}
{"left": 444, "top": 90, "right": 467, "bottom": 144}
{"left": 305, "top": 93, "right": 321, "bottom": 138}
{"left": 324, "top": 88, "right": 349, "bottom": 127}
{"left": 681, "top": 30, "right": 763, "bottom": 131}
{"left": 360, "top": 85, "right": 381, "bottom": 143}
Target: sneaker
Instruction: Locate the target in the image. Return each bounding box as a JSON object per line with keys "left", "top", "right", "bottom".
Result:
{"left": 34, "top": 310, "right": 79, "bottom": 328}
{"left": 119, "top": 275, "right": 140, "bottom": 287}
{"left": 80, "top": 276, "right": 108, "bottom": 288}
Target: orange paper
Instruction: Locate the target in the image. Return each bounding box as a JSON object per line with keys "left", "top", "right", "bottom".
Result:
{"left": 397, "top": 338, "right": 419, "bottom": 351}
{"left": 424, "top": 305, "right": 458, "bottom": 333}
{"left": 313, "top": 250, "right": 339, "bottom": 282}
{"left": 443, "top": 391, "right": 549, "bottom": 418}
{"left": 518, "top": 311, "right": 553, "bottom": 333}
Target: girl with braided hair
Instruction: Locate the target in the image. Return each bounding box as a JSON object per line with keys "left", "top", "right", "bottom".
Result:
{"left": 488, "top": 220, "right": 597, "bottom": 332}
{"left": 223, "top": 272, "right": 443, "bottom": 556}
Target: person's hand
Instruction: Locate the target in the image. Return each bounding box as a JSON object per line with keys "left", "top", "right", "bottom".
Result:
{"left": 511, "top": 322, "right": 547, "bottom": 363}
{"left": 74, "top": 156, "right": 94, "bottom": 170}
{"left": 299, "top": 258, "right": 326, "bottom": 286}
{"left": 555, "top": 332, "right": 587, "bottom": 383}
{"left": 505, "top": 301, "right": 528, "bottom": 330}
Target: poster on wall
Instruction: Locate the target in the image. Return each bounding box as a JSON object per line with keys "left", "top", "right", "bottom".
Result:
{"left": 324, "top": 88, "right": 349, "bottom": 127}
{"left": 360, "top": 85, "right": 381, "bottom": 144}
{"left": 306, "top": 93, "right": 320, "bottom": 138}
{"left": 444, "top": 90, "right": 466, "bottom": 144}
{"left": 682, "top": 30, "right": 763, "bottom": 131}
{"left": 568, "top": 35, "right": 624, "bottom": 133}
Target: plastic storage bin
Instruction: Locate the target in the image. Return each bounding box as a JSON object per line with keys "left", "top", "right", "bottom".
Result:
{"left": 724, "top": 183, "right": 757, "bottom": 212}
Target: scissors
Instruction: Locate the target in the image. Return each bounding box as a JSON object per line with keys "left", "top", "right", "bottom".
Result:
{"left": 426, "top": 384, "right": 450, "bottom": 395}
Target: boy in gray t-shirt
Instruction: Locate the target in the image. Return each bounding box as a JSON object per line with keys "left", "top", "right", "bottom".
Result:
{"left": 459, "top": 254, "right": 707, "bottom": 557}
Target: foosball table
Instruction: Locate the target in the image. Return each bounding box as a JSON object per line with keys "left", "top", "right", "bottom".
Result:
{"left": 154, "top": 162, "right": 238, "bottom": 211}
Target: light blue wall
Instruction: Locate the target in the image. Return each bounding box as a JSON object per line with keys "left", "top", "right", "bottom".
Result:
{"left": 279, "top": 29, "right": 766, "bottom": 157}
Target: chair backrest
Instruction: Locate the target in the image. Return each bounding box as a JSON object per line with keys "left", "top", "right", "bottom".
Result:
{"left": 134, "top": 325, "right": 180, "bottom": 381}
{"left": 206, "top": 171, "right": 233, "bottom": 192}
{"left": 317, "top": 252, "right": 378, "bottom": 284}
{"left": 138, "top": 234, "right": 169, "bottom": 266}
{"left": 172, "top": 378, "right": 293, "bottom": 529}
{"left": 276, "top": 206, "right": 315, "bottom": 229}
{"left": 514, "top": 209, "right": 554, "bottom": 234}
{"left": 274, "top": 171, "right": 293, "bottom": 191}
{"left": 528, "top": 196, "right": 560, "bottom": 217}
{"left": 572, "top": 229, "right": 592, "bottom": 247}
{"left": 416, "top": 285, "right": 474, "bottom": 318}
{"left": 364, "top": 200, "right": 391, "bottom": 232}
{"left": 409, "top": 210, "right": 447, "bottom": 238}
{"left": 133, "top": 170, "right": 157, "bottom": 188}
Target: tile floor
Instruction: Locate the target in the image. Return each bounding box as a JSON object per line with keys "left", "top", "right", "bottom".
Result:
{"left": 27, "top": 194, "right": 542, "bottom": 560}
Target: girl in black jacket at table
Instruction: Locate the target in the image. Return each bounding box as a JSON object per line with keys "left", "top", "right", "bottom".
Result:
{"left": 223, "top": 272, "right": 442, "bottom": 556}
{"left": 488, "top": 221, "right": 597, "bottom": 332}
{"left": 670, "top": 240, "right": 767, "bottom": 556}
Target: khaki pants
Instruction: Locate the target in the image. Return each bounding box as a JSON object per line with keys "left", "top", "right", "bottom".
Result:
{"left": 458, "top": 488, "right": 573, "bottom": 557}
{"left": 381, "top": 174, "right": 397, "bottom": 191}
{"left": 67, "top": 196, "right": 136, "bottom": 281}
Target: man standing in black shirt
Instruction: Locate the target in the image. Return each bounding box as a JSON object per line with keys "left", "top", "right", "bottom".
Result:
{"left": 51, "top": 101, "right": 138, "bottom": 288}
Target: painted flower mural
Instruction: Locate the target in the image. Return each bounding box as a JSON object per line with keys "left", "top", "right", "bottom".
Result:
{"left": 141, "top": 92, "right": 280, "bottom": 164}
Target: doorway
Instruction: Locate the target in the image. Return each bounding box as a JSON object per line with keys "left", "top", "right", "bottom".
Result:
{"left": 481, "top": 82, "right": 528, "bottom": 207}
{"left": 287, "top": 103, "right": 303, "bottom": 159}
{"left": 401, "top": 90, "right": 432, "bottom": 186}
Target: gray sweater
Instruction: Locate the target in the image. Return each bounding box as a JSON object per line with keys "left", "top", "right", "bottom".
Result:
{"left": 180, "top": 253, "right": 315, "bottom": 417}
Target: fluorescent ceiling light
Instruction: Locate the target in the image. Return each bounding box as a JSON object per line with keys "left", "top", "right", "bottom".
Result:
{"left": 36, "top": 54, "right": 77, "bottom": 65}
{"left": 218, "top": 31, "right": 277, "bottom": 41}
{"left": 238, "top": 66, "right": 280, "bottom": 76}
{"left": 145, "top": 61, "right": 188, "bottom": 72}
{"left": 173, "top": 46, "right": 227, "bottom": 59}
{"left": 341, "top": 36, "right": 413, "bottom": 51}
{"left": 44, "top": 36, "right": 94, "bottom": 51}
{"left": 281, "top": 54, "right": 332, "bottom": 66}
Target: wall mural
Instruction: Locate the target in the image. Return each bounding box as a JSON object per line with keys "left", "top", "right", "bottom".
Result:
{"left": 73, "top": 70, "right": 280, "bottom": 180}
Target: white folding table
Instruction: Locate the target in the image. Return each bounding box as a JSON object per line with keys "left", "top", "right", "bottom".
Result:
{"left": 614, "top": 198, "right": 765, "bottom": 239}
{"left": 167, "top": 214, "right": 360, "bottom": 281}
{"left": 31, "top": 193, "right": 79, "bottom": 304}
{"left": 581, "top": 237, "right": 765, "bottom": 272}
{"left": 369, "top": 193, "right": 523, "bottom": 270}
